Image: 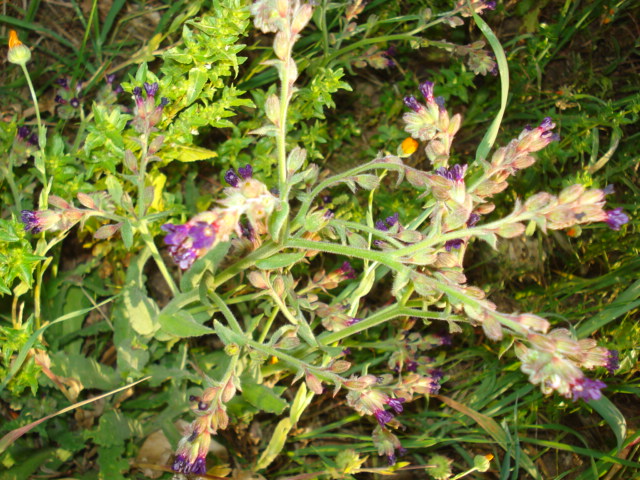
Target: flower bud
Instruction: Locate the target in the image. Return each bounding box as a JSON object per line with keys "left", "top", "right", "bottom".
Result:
{"left": 8, "top": 30, "right": 31, "bottom": 66}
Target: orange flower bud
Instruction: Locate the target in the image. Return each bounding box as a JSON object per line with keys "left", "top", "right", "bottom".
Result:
{"left": 400, "top": 137, "right": 419, "bottom": 155}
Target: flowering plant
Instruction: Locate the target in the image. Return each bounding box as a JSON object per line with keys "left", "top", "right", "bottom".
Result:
{"left": 1, "top": 1, "right": 633, "bottom": 479}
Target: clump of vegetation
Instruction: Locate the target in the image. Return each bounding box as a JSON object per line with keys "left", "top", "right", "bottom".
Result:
{"left": 1, "top": 1, "right": 637, "bottom": 479}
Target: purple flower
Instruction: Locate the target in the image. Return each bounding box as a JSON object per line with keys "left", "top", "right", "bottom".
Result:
{"left": 375, "top": 220, "right": 389, "bottom": 231}
{"left": 429, "top": 368, "right": 444, "bottom": 380}
{"left": 323, "top": 209, "right": 335, "bottom": 219}
{"left": 406, "top": 360, "right": 418, "bottom": 372}
{"left": 144, "top": 82, "right": 159, "bottom": 97}
{"left": 70, "top": 98, "right": 80, "bottom": 108}
{"left": 338, "top": 261, "right": 356, "bottom": 279}
{"left": 114, "top": 84, "right": 124, "bottom": 94}
{"left": 484, "top": 0, "right": 496, "bottom": 9}
{"left": 605, "top": 208, "right": 629, "bottom": 231}
{"left": 403, "top": 95, "right": 423, "bottom": 113}
{"left": 603, "top": 184, "right": 615, "bottom": 195}
{"left": 386, "top": 397, "right": 405, "bottom": 414}
{"left": 435, "top": 164, "right": 467, "bottom": 182}
{"left": 162, "top": 223, "right": 201, "bottom": 270}
{"left": 21, "top": 210, "right": 42, "bottom": 233}
{"left": 198, "top": 401, "right": 209, "bottom": 411}
{"left": 190, "top": 456, "right": 207, "bottom": 474}
{"left": 467, "top": 213, "right": 480, "bottom": 227}
{"left": 571, "top": 377, "right": 606, "bottom": 402}
{"left": 605, "top": 350, "right": 619, "bottom": 374}
{"left": 54, "top": 95, "right": 67, "bottom": 104}
{"left": 322, "top": 194, "right": 333, "bottom": 204}
{"left": 435, "top": 96, "right": 446, "bottom": 111}
{"left": 55, "top": 78, "right": 68, "bottom": 89}
{"left": 132, "top": 86, "right": 142, "bottom": 97}
{"left": 419, "top": 81, "right": 435, "bottom": 103}
{"left": 172, "top": 453, "right": 207, "bottom": 475}
{"left": 188, "top": 222, "right": 216, "bottom": 249}
{"left": 28, "top": 133, "right": 39, "bottom": 146}
{"left": 385, "top": 212, "right": 399, "bottom": 227}
{"left": 374, "top": 409, "right": 395, "bottom": 426}
{"left": 436, "top": 332, "right": 452, "bottom": 346}
{"left": 444, "top": 239, "right": 464, "bottom": 251}
{"left": 160, "top": 97, "right": 169, "bottom": 107}
{"left": 345, "top": 317, "right": 362, "bottom": 327}
{"left": 238, "top": 164, "right": 253, "bottom": 180}
{"left": 106, "top": 74, "right": 116, "bottom": 84}
{"left": 162, "top": 223, "right": 189, "bottom": 245}
{"left": 17, "top": 126, "right": 30, "bottom": 140}
{"left": 224, "top": 169, "right": 240, "bottom": 187}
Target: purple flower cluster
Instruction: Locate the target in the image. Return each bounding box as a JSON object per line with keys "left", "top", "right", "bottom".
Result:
{"left": 17, "top": 126, "right": 38, "bottom": 146}
{"left": 375, "top": 212, "right": 400, "bottom": 231}
{"left": 444, "top": 238, "right": 464, "bottom": 252}
{"left": 403, "top": 80, "right": 437, "bottom": 112}
{"left": 224, "top": 165, "right": 253, "bottom": 187}
{"left": 605, "top": 208, "right": 629, "bottom": 231}
{"left": 435, "top": 164, "right": 467, "bottom": 183}
{"left": 162, "top": 221, "right": 217, "bottom": 270}
{"left": 605, "top": 350, "right": 619, "bottom": 374}
{"left": 337, "top": 261, "right": 356, "bottom": 279}
{"left": 21, "top": 210, "right": 43, "bottom": 233}
{"left": 172, "top": 453, "right": 207, "bottom": 475}
{"left": 571, "top": 377, "right": 606, "bottom": 402}
{"left": 373, "top": 397, "right": 405, "bottom": 427}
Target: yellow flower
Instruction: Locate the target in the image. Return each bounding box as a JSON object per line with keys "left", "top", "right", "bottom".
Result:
{"left": 8, "top": 30, "right": 31, "bottom": 65}
{"left": 400, "top": 137, "right": 419, "bottom": 156}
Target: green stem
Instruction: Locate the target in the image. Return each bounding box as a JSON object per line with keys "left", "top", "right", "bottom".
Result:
{"left": 209, "top": 291, "right": 244, "bottom": 336}
{"left": 257, "top": 306, "right": 279, "bottom": 343}
{"left": 321, "top": 305, "right": 458, "bottom": 345}
{"left": 138, "top": 222, "right": 178, "bottom": 296}
{"left": 286, "top": 237, "right": 407, "bottom": 273}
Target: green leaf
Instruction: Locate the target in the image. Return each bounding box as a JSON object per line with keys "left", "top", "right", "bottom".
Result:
{"left": 213, "top": 320, "right": 246, "bottom": 346}
{"left": 256, "top": 252, "right": 305, "bottom": 270}
{"left": 267, "top": 201, "right": 290, "bottom": 242}
{"left": 589, "top": 396, "right": 627, "bottom": 450}
{"left": 123, "top": 286, "right": 159, "bottom": 336}
{"left": 89, "top": 410, "right": 143, "bottom": 447}
{"left": 51, "top": 352, "right": 119, "bottom": 390}
{"left": 471, "top": 6, "right": 509, "bottom": 162}
{"left": 242, "top": 381, "right": 288, "bottom": 415}
{"left": 255, "top": 418, "right": 292, "bottom": 471}
{"left": 121, "top": 220, "right": 133, "bottom": 249}
{"left": 162, "top": 144, "right": 218, "bottom": 162}
{"left": 97, "top": 444, "right": 129, "bottom": 480}
{"left": 158, "top": 310, "right": 214, "bottom": 338}
{"left": 186, "top": 66, "right": 208, "bottom": 104}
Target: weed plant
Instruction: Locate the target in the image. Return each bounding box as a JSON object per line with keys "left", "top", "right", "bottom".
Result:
{"left": 0, "top": 1, "right": 638, "bottom": 479}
